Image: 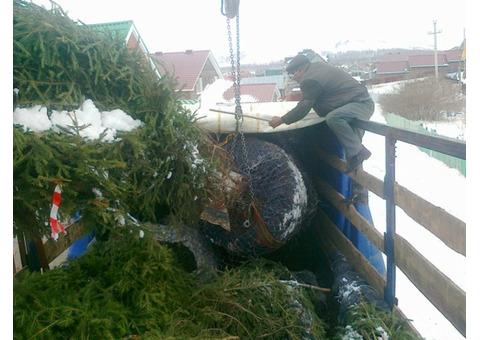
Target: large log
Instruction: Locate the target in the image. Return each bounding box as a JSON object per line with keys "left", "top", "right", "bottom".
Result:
{"left": 200, "top": 137, "right": 316, "bottom": 256}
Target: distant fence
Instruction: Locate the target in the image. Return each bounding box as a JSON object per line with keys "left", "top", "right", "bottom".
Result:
{"left": 384, "top": 113, "right": 466, "bottom": 176}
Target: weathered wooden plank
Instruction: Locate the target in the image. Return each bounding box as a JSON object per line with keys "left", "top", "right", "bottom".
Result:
{"left": 354, "top": 119, "right": 466, "bottom": 159}
{"left": 394, "top": 183, "right": 466, "bottom": 256}
{"left": 394, "top": 233, "right": 466, "bottom": 337}
{"left": 316, "top": 147, "right": 465, "bottom": 256}
{"left": 313, "top": 149, "right": 465, "bottom": 336}
{"left": 349, "top": 168, "right": 385, "bottom": 199}
{"left": 315, "top": 209, "right": 386, "bottom": 299}
{"left": 351, "top": 169, "right": 465, "bottom": 255}
{"left": 15, "top": 223, "right": 88, "bottom": 277}
{"left": 314, "top": 176, "right": 385, "bottom": 252}
{"left": 43, "top": 222, "right": 87, "bottom": 263}
{"left": 314, "top": 209, "right": 429, "bottom": 339}
{"left": 315, "top": 147, "right": 384, "bottom": 198}
{"left": 315, "top": 147, "right": 347, "bottom": 172}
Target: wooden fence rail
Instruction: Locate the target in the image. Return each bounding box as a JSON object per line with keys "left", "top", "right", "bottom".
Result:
{"left": 313, "top": 208, "right": 423, "bottom": 339}
{"left": 314, "top": 119, "right": 466, "bottom": 337}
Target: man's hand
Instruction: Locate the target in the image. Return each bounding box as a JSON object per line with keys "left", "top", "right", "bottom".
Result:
{"left": 269, "top": 116, "right": 283, "bottom": 129}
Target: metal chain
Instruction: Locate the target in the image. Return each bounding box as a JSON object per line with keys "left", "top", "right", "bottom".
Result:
{"left": 226, "top": 15, "right": 243, "bottom": 132}
{"left": 226, "top": 17, "right": 239, "bottom": 154}
{"left": 225, "top": 8, "right": 254, "bottom": 228}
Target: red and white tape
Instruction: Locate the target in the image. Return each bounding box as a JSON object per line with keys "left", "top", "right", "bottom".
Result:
{"left": 50, "top": 183, "right": 66, "bottom": 240}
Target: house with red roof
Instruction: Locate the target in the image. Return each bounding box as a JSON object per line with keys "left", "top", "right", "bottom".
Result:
{"left": 375, "top": 61, "right": 411, "bottom": 75}
{"left": 89, "top": 20, "right": 161, "bottom": 78}
{"left": 408, "top": 54, "right": 450, "bottom": 77}
{"left": 151, "top": 50, "right": 224, "bottom": 100}
{"left": 372, "top": 48, "right": 464, "bottom": 83}
{"left": 222, "top": 83, "right": 281, "bottom": 103}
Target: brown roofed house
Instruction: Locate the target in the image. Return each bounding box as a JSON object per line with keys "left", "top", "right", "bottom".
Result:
{"left": 222, "top": 83, "right": 281, "bottom": 103}
{"left": 151, "top": 50, "right": 224, "bottom": 100}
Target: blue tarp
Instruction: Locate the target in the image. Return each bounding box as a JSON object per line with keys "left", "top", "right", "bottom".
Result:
{"left": 341, "top": 176, "right": 386, "bottom": 275}
{"left": 312, "top": 123, "right": 386, "bottom": 276}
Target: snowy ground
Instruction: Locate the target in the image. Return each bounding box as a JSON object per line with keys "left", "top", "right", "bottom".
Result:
{"left": 364, "top": 83, "right": 466, "bottom": 340}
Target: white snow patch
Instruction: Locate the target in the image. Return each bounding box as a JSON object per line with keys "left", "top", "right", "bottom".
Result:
{"left": 279, "top": 155, "right": 308, "bottom": 239}
{"left": 101, "top": 108, "right": 143, "bottom": 131}
{"left": 13, "top": 105, "right": 52, "bottom": 132}
{"left": 14, "top": 99, "right": 143, "bottom": 141}
{"left": 376, "top": 326, "right": 389, "bottom": 340}
{"left": 341, "top": 325, "right": 363, "bottom": 340}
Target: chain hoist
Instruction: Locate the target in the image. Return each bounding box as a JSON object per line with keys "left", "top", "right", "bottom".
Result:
{"left": 222, "top": 0, "right": 242, "bottom": 129}
{"left": 221, "top": 0, "right": 254, "bottom": 228}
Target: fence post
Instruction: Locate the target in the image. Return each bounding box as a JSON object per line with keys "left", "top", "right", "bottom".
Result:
{"left": 384, "top": 135, "right": 397, "bottom": 308}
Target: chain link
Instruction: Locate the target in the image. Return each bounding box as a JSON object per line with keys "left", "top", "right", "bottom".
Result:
{"left": 225, "top": 9, "right": 255, "bottom": 227}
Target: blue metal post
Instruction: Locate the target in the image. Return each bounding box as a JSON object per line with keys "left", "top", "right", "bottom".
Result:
{"left": 384, "top": 136, "right": 397, "bottom": 308}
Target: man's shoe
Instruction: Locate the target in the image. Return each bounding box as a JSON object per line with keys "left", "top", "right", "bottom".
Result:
{"left": 340, "top": 192, "right": 369, "bottom": 205}
{"left": 345, "top": 146, "right": 371, "bottom": 173}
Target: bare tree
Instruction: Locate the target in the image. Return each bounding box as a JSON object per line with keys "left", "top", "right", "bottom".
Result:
{"left": 378, "top": 77, "right": 465, "bottom": 121}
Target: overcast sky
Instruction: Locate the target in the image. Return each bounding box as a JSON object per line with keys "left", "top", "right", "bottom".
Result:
{"left": 29, "top": 0, "right": 467, "bottom": 65}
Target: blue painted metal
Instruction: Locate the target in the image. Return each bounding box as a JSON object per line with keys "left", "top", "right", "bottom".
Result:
{"left": 384, "top": 136, "right": 397, "bottom": 307}
{"left": 67, "top": 212, "right": 94, "bottom": 260}
{"left": 68, "top": 231, "right": 95, "bottom": 259}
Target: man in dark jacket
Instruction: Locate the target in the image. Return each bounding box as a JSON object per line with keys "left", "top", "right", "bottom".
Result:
{"left": 269, "top": 54, "right": 374, "bottom": 204}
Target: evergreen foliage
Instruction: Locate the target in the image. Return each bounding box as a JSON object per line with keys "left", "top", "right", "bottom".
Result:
{"left": 13, "top": 126, "right": 125, "bottom": 239}
{"left": 13, "top": 229, "right": 328, "bottom": 339}
{"left": 186, "top": 259, "right": 328, "bottom": 339}
{"left": 13, "top": 0, "right": 157, "bottom": 111}
{"left": 13, "top": 0, "right": 222, "bottom": 238}
{"left": 13, "top": 228, "right": 196, "bottom": 339}
{"left": 335, "top": 302, "right": 420, "bottom": 340}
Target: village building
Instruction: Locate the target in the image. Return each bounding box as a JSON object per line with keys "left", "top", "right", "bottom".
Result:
{"left": 151, "top": 50, "right": 224, "bottom": 100}
{"left": 89, "top": 20, "right": 161, "bottom": 78}
{"left": 370, "top": 47, "right": 465, "bottom": 83}
{"left": 222, "top": 83, "right": 281, "bottom": 103}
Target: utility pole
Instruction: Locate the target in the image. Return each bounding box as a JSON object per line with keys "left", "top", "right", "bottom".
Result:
{"left": 428, "top": 20, "right": 442, "bottom": 81}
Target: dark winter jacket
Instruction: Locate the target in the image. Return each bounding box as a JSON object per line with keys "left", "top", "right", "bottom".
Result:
{"left": 281, "top": 61, "right": 372, "bottom": 124}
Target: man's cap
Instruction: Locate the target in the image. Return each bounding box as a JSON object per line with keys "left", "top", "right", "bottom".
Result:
{"left": 286, "top": 54, "right": 310, "bottom": 74}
